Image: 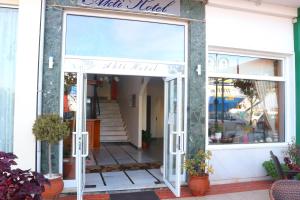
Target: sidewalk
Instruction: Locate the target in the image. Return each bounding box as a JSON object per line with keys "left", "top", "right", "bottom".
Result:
{"left": 167, "top": 190, "right": 269, "bottom": 200}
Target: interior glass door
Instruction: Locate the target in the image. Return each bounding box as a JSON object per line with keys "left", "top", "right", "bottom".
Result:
{"left": 75, "top": 72, "right": 88, "bottom": 200}
{"left": 164, "top": 76, "right": 185, "bottom": 197}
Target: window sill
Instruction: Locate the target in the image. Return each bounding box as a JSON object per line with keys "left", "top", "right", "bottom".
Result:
{"left": 206, "top": 142, "right": 288, "bottom": 151}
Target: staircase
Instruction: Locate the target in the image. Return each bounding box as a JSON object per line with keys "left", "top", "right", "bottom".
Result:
{"left": 99, "top": 100, "right": 128, "bottom": 142}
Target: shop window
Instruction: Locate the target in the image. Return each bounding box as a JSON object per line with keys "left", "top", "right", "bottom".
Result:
{"left": 208, "top": 53, "right": 285, "bottom": 145}
{"left": 0, "top": 7, "right": 18, "bottom": 152}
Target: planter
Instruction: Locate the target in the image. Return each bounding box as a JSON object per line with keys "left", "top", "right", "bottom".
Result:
{"left": 42, "top": 176, "right": 64, "bottom": 200}
{"left": 188, "top": 175, "right": 210, "bottom": 196}
{"left": 142, "top": 141, "right": 150, "bottom": 149}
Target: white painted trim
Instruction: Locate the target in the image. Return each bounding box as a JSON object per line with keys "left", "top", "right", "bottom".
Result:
{"left": 210, "top": 176, "right": 271, "bottom": 185}
{"left": 64, "top": 55, "right": 186, "bottom": 66}
{"left": 207, "top": 0, "right": 298, "bottom": 19}
{"left": 205, "top": 48, "right": 295, "bottom": 150}
{"left": 208, "top": 73, "right": 285, "bottom": 82}
{"left": 0, "top": 4, "right": 18, "bottom": 8}
{"left": 207, "top": 142, "right": 288, "bottom": 151}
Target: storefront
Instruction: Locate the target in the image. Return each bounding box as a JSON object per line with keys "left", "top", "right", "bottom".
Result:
{"left": 1, "top": 0, "right": 300, "bottom": 199}
{"left": 206, "top": 0, "right": 297, "bottom": 184}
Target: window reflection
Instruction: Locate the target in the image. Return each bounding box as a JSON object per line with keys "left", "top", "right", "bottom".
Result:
{"left": 66, "top": 15, "right": 185, "bottom": 62}
{"left": 208, "top": 78, "right": 285, "bottom": 144}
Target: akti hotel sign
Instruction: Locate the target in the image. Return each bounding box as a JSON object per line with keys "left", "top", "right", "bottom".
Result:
{"left": 78, "top": 0, "right": 180, "bottom": 16}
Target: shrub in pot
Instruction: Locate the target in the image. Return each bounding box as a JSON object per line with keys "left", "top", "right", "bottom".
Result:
{"left": 0, "top": 151, "right": 49, "bottom": 200}
{"left": 142, "top": 130, "right": 151, "bottom": 149}
{"left": 185, "top": 150, "right": 213, "bottom": 196}
{"left": 32, "top": 114, "right": 70, "bottom": 199}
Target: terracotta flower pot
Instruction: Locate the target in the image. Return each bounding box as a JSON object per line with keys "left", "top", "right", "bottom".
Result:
{"left": 188, "top": 175, "right": 210, "bottom": 196}
{"left": 42, "top": 176, "right": 64, "bottom": 200}
{"left": 142, "top": 141, "right": 150, "bottom": 149}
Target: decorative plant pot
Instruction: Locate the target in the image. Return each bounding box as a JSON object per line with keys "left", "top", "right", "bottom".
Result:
{"left": 42, "top": 176, "right": 64, "bottom": 200}
{"left": 188, "top": 175, "right": 210, "bottom": 196}
{"left": 142, "top": 141, "right": 150, "bottom": 149}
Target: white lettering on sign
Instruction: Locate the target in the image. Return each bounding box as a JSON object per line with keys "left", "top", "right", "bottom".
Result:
{"left": 64, "top": 58, "right": 185, "bottom": 77}
{"left": 78, "top": 0, "right": 180, "bottom": 16}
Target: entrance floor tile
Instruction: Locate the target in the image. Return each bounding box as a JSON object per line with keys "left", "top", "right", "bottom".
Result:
{"left": 85, "top": 173, "right": 105, "bottom": 192}
{"left": 102, "top": 171, "right": 132, "bottom": 187}
{"left": 126, "top": 169, "right": 157, "bottom": 185}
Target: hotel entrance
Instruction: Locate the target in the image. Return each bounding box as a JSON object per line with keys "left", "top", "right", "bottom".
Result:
{"left": 60, "top": 11, "right": 188, "bottom": 199}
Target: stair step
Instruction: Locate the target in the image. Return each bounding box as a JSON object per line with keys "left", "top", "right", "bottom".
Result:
{"left": 100, "top": 111, "right": 121, "bottom": 115}
{"left": 99, "top": 100, "right": 117, "bottom": 103}
{"left": 101, "top": 126, "right": 125, "bottom": 131}
{"left": 101, "top": 135, "right": 128, "bottom": 142}
{"left": 101, "top": 121, "right": 124, "bottom": 127}
{"left": 101, "top": 118, "right": 123, "bottom": 123}
{"left": 99, "top": 114, "right": 122, "bottom": 119}
{"left": 100, "top": 108, "right": 120, "bottom": 111}
{"left": 99, "top": 103, "right": 119, "bottom": 107}
{"left": 101, "top": 131, "right": 127, "bottom": 136}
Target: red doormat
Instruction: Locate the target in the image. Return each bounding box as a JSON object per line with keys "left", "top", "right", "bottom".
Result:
{"left": 155, "top": 180, "right": 273, "bottom": 199}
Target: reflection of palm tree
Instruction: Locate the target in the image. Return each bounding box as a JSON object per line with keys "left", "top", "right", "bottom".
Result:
{"left": 234, "top": 80, "right": 258, "bottom": 125}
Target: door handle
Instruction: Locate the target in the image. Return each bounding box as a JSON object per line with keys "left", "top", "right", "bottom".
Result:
{"left": 169, "top": 131, "right": 177, "bottom": 155}
{"left": 72, "top": 132, "right": 76, "bottom": 157}
{"left": 82, "top": 132, "right": 89, "bottom": 157}
{"left": 178, "top": 132, "right": 185, "bottom": 154}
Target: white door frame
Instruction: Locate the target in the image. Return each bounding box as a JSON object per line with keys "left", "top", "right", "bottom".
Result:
{"left": 59, "top": 10, "right": 189, "bottom": 198}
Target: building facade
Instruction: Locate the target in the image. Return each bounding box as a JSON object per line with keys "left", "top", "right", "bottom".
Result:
{"left": 1, "top": 0, "right": 300, "bottom": 197}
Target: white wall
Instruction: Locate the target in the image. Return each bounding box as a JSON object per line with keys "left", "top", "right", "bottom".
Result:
{"left": 207, "top": 0, "right": 296, "bottom": 54}
{"left": 208, "top": 145, "right": 286, "bottom": 184}
{"left": 206, "top": 0, "right": 296, "bottom": 183}
{"left": 0, "top": 0, "right": 18, "bottom": 5}
{"left": 146, "top": 78, "right": 164, "bottom": 138}
{"left": 118, "top": 76, "right": 149, "bottom": 147}
{"left": 13, "top": 0, "right": 42, "bottom": 170}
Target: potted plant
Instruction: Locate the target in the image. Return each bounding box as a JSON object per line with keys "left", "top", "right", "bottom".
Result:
{"left": 0, "top": 151, "right": 49, "bottom": 200}
{"left": 214, "top": 124, "right": 223, "bottom": 142}
{"left": 185, "top": 150, "right": 213, "bottom": 196}
{"left": 32, "top": 114, "right": 70, "bottom": 199}
{"left": 142, "top": 129, "right": 151, "bottom": 149}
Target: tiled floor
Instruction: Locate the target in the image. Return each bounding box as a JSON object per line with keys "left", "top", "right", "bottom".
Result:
{"left": 84, "top": 169, "right": 164, "bottom": 192}
{"left": 91, "top": 140, "right": 163, "bottom": 167}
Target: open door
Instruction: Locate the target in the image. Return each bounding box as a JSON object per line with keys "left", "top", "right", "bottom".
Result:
{"left": 164, "top": 76, "right": 185, "bottom": 197}
{"left": 74, "top": 72, "right": 88, "bottom": 200}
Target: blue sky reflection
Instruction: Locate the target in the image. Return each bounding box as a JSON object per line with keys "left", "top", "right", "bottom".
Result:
{"left": 66, "top": 15, "right": 185, "bottom": 62}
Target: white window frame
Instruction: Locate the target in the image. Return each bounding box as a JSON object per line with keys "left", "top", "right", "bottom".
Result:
{"left": 206, "top": 47, "right": 295, "bottom": 150}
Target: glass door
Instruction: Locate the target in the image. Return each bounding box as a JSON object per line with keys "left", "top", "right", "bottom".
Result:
{"left": 164, "top": 76, "right": 185, "bottom": 197}
{"left": 74, "top": 72, "right": 88, "bottom": 200}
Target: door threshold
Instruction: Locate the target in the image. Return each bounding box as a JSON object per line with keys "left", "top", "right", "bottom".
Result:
{"left": 62, "top": 184, "right": 167, "bottom": 194}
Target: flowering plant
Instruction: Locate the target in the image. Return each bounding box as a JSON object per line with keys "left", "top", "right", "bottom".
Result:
{"left": 185, "top": 150, "right": 213, "bottom": 176}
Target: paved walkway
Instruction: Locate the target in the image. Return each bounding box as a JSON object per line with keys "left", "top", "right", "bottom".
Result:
{"left": 167, "top": 190, "right": 269, "bottom": 200}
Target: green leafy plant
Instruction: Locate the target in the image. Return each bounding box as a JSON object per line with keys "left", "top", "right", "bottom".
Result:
{"left": 214, "top": 123, "right": 224, "bottom": 133}
{"left": 284, "top": 138, "right": 300, "bottom": 165}
{"left": 32, "top": 114, "right": 70, "bottom": 177}
{"left": 262, "top": 159, "right": 289, "bottom": 180}
{"left": 142, "top": 129, "right": 152, "bottom": 143}
{"left": 185, "top": 150, "right": 213, "bottom": 177}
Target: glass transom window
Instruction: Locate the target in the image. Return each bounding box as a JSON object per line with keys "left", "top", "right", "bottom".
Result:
{"left": 65, "top": 15, "right": 185, "bottom": 63}
{"left": 208, "top": 53, "right": 285, "bottom": 145}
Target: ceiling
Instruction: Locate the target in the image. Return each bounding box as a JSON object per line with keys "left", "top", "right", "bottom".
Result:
{"left": 248, "top": 0, "right": 300, "bottom": 7}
